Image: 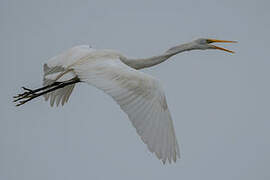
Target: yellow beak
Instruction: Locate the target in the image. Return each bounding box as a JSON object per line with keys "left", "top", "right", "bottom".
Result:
{"left": 207, "top": 39, "right": 237, "bottom": 54}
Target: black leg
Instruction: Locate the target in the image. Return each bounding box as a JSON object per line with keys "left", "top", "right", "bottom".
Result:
{"left": 14, "top": 78, "right": 80, "bottom": 106}
{"left": 13, "top": 82, "right": 62, "bottom": 99}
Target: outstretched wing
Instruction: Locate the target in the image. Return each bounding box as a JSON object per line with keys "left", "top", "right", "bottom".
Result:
{"left": 72, "top": 58, "right": 180, "bottom": 163}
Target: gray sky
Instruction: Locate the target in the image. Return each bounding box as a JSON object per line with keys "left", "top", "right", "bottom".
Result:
{"left": 1, "top": 0, "right": 270, "bottom": 179}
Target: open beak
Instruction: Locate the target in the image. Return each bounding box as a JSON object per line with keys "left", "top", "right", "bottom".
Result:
{"left": 207, "top": 39, "right": 237, "bottom": 54}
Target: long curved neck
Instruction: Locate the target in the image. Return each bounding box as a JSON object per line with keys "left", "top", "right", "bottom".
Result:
{"left": 120, "top": 42, "right": 196, "bottom": 70}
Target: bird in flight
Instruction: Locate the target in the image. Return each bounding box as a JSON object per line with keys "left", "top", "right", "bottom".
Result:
{"left": 13, "top": 38, "right": 236, "bottom": 164}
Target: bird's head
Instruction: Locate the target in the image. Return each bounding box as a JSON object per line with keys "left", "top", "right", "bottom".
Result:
{"left": 192, "top": 38, "right": 237, "bottom": 53}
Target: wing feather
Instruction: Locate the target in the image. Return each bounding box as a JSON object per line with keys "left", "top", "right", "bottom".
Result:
{"left": 72, "top": 58, "right": 180, "bottom": 163}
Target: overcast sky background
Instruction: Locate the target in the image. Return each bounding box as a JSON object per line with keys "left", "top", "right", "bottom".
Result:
{"left": 1, "top": 0, "right": 270, "bottom": 179}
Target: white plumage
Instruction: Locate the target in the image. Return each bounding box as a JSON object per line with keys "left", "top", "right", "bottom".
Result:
{"left": 43, "top": 45, "right": 180, "bottom": 163}
{"left": 15, "top": 38, "right": 236, "bottom": 164}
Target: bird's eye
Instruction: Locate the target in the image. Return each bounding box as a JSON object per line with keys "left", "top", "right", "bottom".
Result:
{"left": 206, "top": 39, "right": 212, "bottom": 44}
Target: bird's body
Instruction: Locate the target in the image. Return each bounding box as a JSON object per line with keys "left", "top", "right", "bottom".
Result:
{"left": 14, "top": 38, "right": 236, "bottom": 164}
{"left": 42, "top": 45, "right": 180, "bottom": 163}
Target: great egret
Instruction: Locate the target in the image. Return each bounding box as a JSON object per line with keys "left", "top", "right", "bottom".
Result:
{"left": 14, "top": 38, "right": 236, "bottom": 164}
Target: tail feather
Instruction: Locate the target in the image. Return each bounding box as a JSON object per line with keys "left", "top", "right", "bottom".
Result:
{"left": 43, "top": 64, "right": 76, "bottom": 107}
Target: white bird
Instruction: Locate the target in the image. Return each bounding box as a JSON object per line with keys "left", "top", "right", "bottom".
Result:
{"left": 14, "top": 38, "right": 236, "bottom": 164}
